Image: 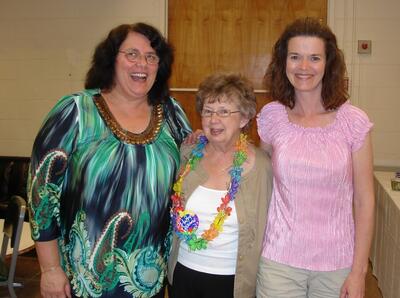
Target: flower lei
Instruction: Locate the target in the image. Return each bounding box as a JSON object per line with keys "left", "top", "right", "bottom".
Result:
{"left": 171, "top": 133, "right": 248, "bottom": 251}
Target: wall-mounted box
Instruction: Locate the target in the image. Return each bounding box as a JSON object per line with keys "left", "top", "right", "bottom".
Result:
{"left": 358, "top": 40, "right": 372, "bottom": 54}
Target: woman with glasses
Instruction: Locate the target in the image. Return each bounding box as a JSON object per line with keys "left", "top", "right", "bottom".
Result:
{"left": 28, "top": 22, "right": 191, "bottom": 298}
{"left": 256, "top": 18, "right": 374, "bottom": 298}
{"left": 167, "top": 73, "right": 273, "bottom": 298}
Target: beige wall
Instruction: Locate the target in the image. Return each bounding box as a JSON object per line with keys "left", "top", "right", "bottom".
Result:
{"left": 0, "top": 0, "right": 166, "bottom": 156}
{"left": 1, "top": 0, "right": 399, "bottom": 167}
{"left": 328, "top": 0, "right": 400, "bottom": 167}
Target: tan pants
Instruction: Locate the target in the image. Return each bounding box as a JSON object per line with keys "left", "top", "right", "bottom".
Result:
{"left": 256, "top": 257, "right": 351, "bottom": 298}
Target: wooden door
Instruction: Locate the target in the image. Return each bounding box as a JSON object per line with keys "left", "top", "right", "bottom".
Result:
{"left": 168, "top": 0, "right": 327, "bottom": 143}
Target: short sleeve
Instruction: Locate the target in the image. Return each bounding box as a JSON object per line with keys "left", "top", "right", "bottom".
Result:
{"left": 338, "top": 103, "right": 373, "bottom": 152}
{"left": 256, "top": 101, "right": 285, "bottom": 144}
{"left": 164, "top": 97, "right": 192, "bottom": 147}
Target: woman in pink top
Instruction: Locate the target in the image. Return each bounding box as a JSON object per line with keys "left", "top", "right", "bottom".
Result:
{"left": 256, "top": 18, "right": 375, "bottom": 298}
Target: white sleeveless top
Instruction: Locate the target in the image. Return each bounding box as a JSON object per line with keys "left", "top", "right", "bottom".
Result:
{"left": 177, "top": 185, "right": 239, "bottom": 275}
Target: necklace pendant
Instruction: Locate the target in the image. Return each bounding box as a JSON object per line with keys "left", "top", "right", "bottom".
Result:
{"left": 175, "top": 210, "right": 199, "bottom": 235}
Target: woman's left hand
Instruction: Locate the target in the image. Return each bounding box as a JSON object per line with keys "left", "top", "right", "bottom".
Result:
{"left": 183, "top": 129, "right": 203, "bottom": 145}
{"left": 339, "top": 271, "right": 366, "bottom": 298}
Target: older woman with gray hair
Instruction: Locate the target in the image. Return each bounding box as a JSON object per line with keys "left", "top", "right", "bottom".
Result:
{"left": 168, "top": 73, "right": 273, "bottom": 298}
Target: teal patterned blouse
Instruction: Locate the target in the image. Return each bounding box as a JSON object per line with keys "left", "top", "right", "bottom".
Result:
{"left": 27, "top": 89, "right": 191, "bottom": 297}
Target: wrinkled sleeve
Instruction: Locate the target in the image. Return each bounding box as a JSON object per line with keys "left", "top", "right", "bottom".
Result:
{"left": 166, "top": 97, "right": 192, "bottom": 147}
{"left": 257, "top": 102, "right": 281, "bottom": 144}
{"left": 28, "top": 94, "right": 79, "bottom": 241}
{"left": 341, "top": 104, "right": 373, "bottom": 152}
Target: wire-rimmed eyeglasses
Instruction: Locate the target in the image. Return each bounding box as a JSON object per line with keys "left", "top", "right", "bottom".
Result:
{"left": 119, "top": 49, "right": 160, "bottom": 65}
{"left": 201, "top": 108, "right": 241, "bottom": 118}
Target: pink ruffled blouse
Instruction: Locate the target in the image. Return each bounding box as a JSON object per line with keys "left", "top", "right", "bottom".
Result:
{"left": 257, "top": 101, "right": 373, "bottom": 271}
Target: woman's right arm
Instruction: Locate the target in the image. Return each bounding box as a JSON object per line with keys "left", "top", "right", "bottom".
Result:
{"left": 36, "top": 240, "right": 71, "bottom": 298}
{"left": 28, "top": 95, "right": 80, "bottom": 298}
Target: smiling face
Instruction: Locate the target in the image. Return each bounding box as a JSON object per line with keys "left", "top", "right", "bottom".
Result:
{"left": 113, "top": 32, "right": 159, "bottom": 102}
{"left": 201, "top": 96, "right": 249, "bottom": 149}
{"left": 286, "top": 36, "right": 326, "bottom": 97}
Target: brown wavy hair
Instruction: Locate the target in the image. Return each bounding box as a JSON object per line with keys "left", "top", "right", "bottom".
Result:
{"left": 265, "top": 17, "right": 348, "bottom": 110}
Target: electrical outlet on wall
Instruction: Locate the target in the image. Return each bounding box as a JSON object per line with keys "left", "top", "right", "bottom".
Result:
{"left": 358, "top": 40, "right": 372, "bottom": 54}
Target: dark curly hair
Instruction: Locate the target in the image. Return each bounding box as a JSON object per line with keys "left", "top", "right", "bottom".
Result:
{"left": 85, "top": 22, "right": 174, "bottom": 105}
{"left": 265, "top": 17, "right": 348, "bottom": 110}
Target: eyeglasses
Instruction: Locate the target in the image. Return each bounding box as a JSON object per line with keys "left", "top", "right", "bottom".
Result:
{"left": 201, "top": 108, "right": 241, "bottom": 118}
{"left": 119, "top": 49, "right": 160, "bottom": 65}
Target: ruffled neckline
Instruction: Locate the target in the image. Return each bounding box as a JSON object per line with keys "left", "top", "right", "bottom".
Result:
{"left": 281, "top": 102, "right": 347, "bottom": 133}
